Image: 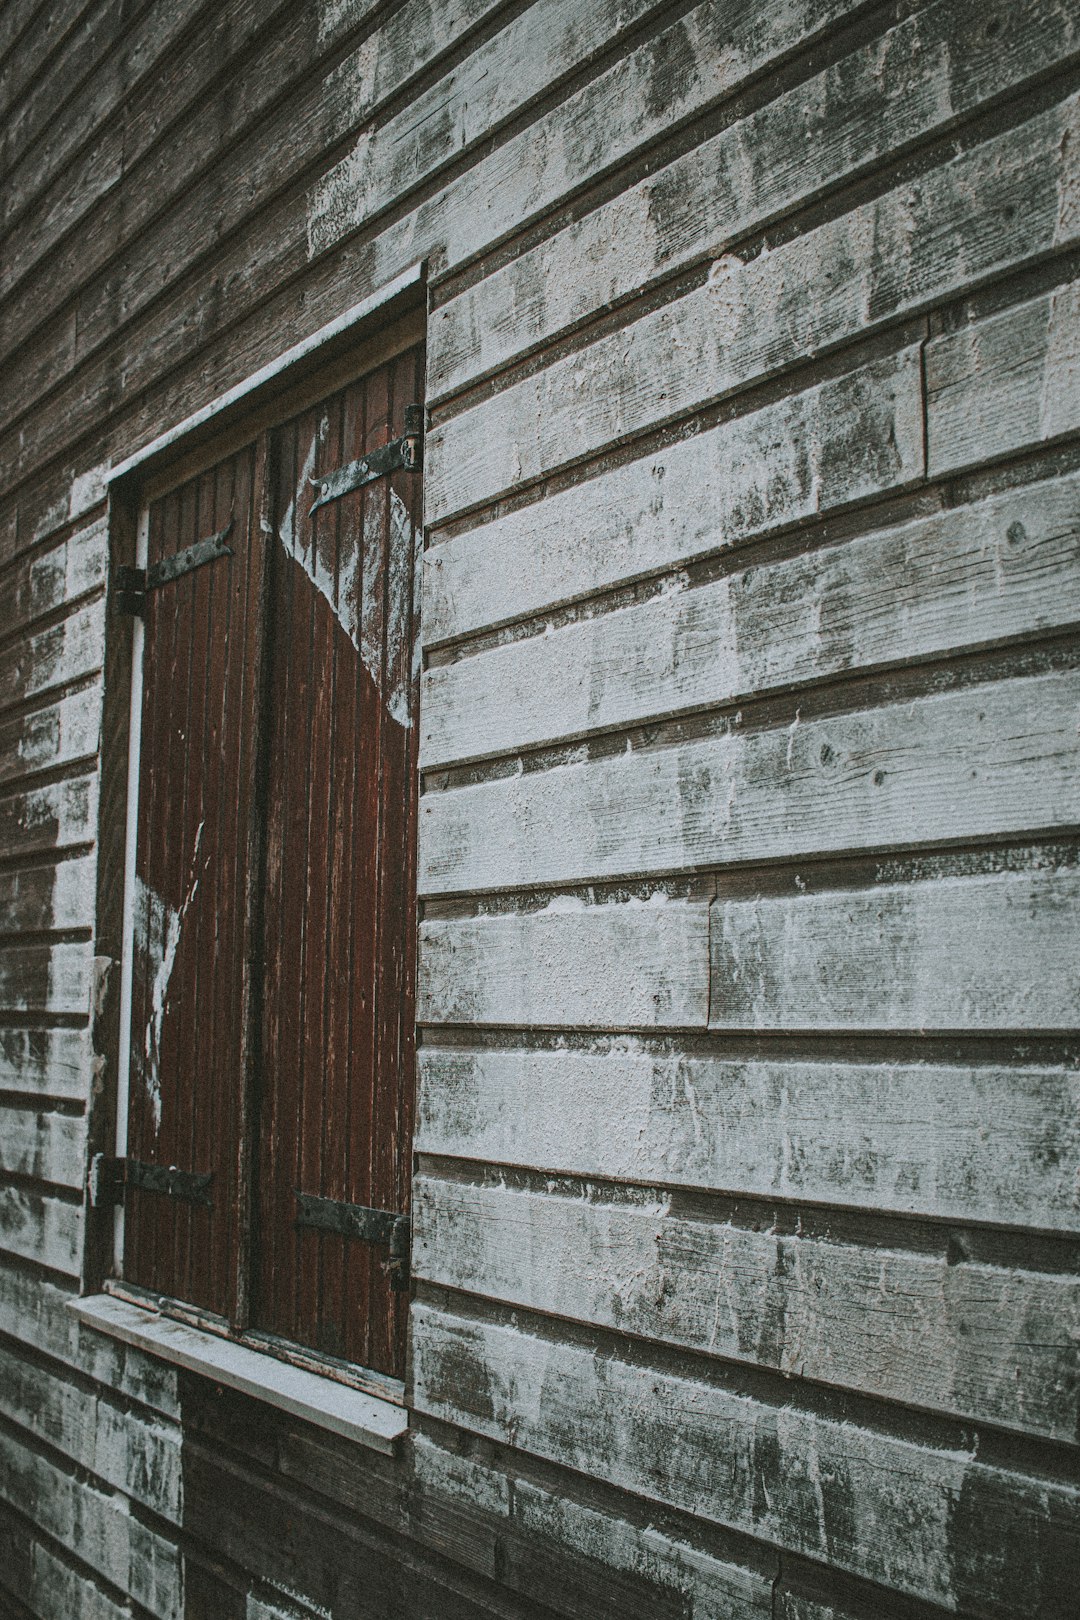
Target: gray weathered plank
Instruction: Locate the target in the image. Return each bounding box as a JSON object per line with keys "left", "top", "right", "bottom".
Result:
{"left": 0, "top": 1265, "right": 179, "bottom": 1417}
{"left": 412, "top": 1306, "right": 1080, "bottom": 1615}
{"left": 419, "top": 900, "right": 709, "bottom": 1029}
{"left": 416, "top": 1045, "right": 1080, "bottom": 1230}
{"left": 315, "top": 0, "right": 858, "bottom": 260}
{"left": 0, "top": 1182, "right": 82, "bottom": 1274}
{"left": 711, "top": 867, "right": 1080, "bottom": 1032}
{"left": 425, "top": 90, "right": 1080, "bottom": 524}
{"left": 0, "top": 940, "right": 91, "bottom": 1015}
{"left": 0, "top": 1426, "right": 182, "bottom": 1619}
{"left": 423, "top": 461, "right": 1080, "bottom": 767}
{"left": 422, "top": 346, "right": 928, "bottom": 649}
{"left": 0, "top": 1105, "right": 85, "bottom": 1188}
{"left": 0, "top": 1337, "right": 181, "bottom": 1520}
{"left": 309, "top": 0, "right": 671, "bottom": 249}
{"left": 414, "top": 1175, "right": 1080, "bottom": 1441}
{"left": 0, "top": 1028, "right": 91, "bottom": 1101}
{"left": 927, "top": 280, "right": 1080, "bottom": 476}
{"left": 419, "top": 669, "right": 1080, "bottom": 895}
{"left": 0, "top": 687, "right": 102, "bottom": 787}
{"left": 412, "top": 1432, "right": 774, "bottom": 1620}
{"left": 428, "top": 0, "right": 1080, "bottom": 401}
{"left": 0, "top": 852, "right": 97, "bottom": 935}
{"left": 0, "top": 596, "right": 105, "bottom": 708}
{"left": 0, "top": 773, "right": 98, "bottom": 861}
{"left": 1, "top": 518, "right": 105, "bottom": 636}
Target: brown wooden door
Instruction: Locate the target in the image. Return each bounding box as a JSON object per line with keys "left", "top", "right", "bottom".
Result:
{"left": 125, "top": 444, "right": 264, "bottom": 1319}
{"left": 254, "top": 344, "right": 424, "bottom": 1375}
{"left": 123, "top": 338, "right": 424, "bottom": 1379}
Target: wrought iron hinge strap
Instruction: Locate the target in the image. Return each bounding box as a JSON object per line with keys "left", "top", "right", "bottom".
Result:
{"left": 294, "top": 1191, "right": 410, "bottom": 1291}
{"left": 308, "top": 404, "right": 424, "bottom": 516}
{"left": 114, "top": 520, "right": 234, "bottom": 615}
{"left": 89, "top": 1153, "right": 214, "bottom": 1208}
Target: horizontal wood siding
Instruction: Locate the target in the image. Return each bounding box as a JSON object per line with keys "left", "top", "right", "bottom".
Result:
{"left": 2, "top": 1, "right": 1078, "bottom": 1618}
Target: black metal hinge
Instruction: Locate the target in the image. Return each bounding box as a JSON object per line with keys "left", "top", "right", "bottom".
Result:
{"left": 89, "top": 1153, "right": 214, "bottom": 1208}
{"left": 308, "top": 404, "right": 424, "bottom": 516}
{"left": 294, "top": 1191, "right": 410, "bottom": 1291}
{"left": 114, "top": 520, "right": 234, "bottom": 615}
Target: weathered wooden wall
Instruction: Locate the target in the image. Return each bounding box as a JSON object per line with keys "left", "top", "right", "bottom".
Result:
{"left": 1, "top": 0, "right": 1078, "bottom": 1615}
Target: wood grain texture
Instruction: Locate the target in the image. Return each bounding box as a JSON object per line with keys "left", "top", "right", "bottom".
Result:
{"left": 0, "top": 1424, "right": 182, "bottom": 1619}
{"left": 423, "top": 458, "right": 1080, "bottom": 768}
{"left": 414, "top": 1175, "right": 1080, "bottom": 1441}
{"left": 0, "top": 517, "right": 106, "bottom": 636}
{"left": 0, "top": 596, "right": 104, "bottom": 709}
{"left": 0, "top": 853, "right": 96, "bottom": 936}
{"left": 419, "top": 669, "right": 1080, "bottom": 895}
{"left": 423, "top": 346, "right": 929, "bottom": 649}
{"left": 0, "top": 1183, "right": 82, "bottom": 1274}
{"left": 416, "top": 1045, "right": 1080, "bottom": 1229}
{"left": 413, "top": 1306, "right": 1080, "bottom": 1615}
{"left": 0, "top": 1265, "right": 178, "bottom": 1416}
{"left": 0, "top": 774, "right": 98, "bottom": 861}
{"left": 0, "top": 1028, "right": 91, "bottom": 1100}
{"left": 0, "top": 1503, "right": 133, "bottom": 1620}
{"left": 419, "top": 900, "right": 709, "bottom": 1029}
{"left": 0, "top": 940, "right": 91, "bottom": 1015}
{"left": 425, "top": 90, "right": 1080, "bottom": 525}
{"left": 412, "top": 1432, "right": 774, "bottom": 1620}
{"left": 711, "top": 867, "right": 1080, "bottom": 1031}
{"left": 0, "top": 687, "right": 102, "bottom": 788}
{"left": 927, "top": 281, "right": 1080, "bottom": 476}
{"left": 0, "top": 1337, "right": 181, "bottom": 1519}
{"left": 428, "top": 0, "right": 1080, "bottom": 401}
{"left": 0, "top": 1106, "right": 85, "bottom": 1188}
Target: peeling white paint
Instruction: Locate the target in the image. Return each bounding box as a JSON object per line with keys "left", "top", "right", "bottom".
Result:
{"left": 278, "top": 432, "right": 416, "bottom": 727}
{"left": 133, "top": 823, "right": 204, "bottom": 1132}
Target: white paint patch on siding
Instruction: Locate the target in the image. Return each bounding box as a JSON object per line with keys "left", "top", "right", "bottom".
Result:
{"left": 276, "top": 429, "right": 415, "bottom": 726}
{"left": 69, "top": 460, "right": 112, "bottom": 519}
{"left": 133, "top": 823, "right": 204, "bottom": 1132}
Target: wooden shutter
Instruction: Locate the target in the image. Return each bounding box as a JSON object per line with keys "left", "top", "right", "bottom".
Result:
{"left": 254, "top": 342, "right": 424, "bottom": 1375}
{"left": 125, "top": 443, "right": 264, "bottom": 1319}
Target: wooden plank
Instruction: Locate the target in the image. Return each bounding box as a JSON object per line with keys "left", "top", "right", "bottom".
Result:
{"left": 418, "top": 668, "right": 1080, "bottom": 895}
{"left": 422, "top": 346, "right": 932, "bottom": 649}
{"left": 927, "top": 280, "right": 1080, "bottom": 476}
{"left": 415, "top": 1045, "right": 1080, "bottom": 1230}
{"left": 0, "top": 0, "right": 860, "bottom": 485}
{"left": 0, "top": 1338, "right": 181, "bottom": 1520}
{"left": 4, "top": 1520, "right": 132, "bottom": 1620}
{"left": 310, "top": 0, "right": 682, "bottom": 250}
{"left": 338, "top": 0, "right": 879, "bottom": 268}
{"left": 423, "top": 448, "right": 1080, "bottom": 768}
{"left": 414, "top": 1175, "right": 1080, "bottom": 1442}
{"left": 0, "top": 853, "right": 96, "bottom": 936}
{"left": 0, "top": 0, "right": 496, "bottom": 349}
{"left": 0, "top": 519, "right": 105, "bottom": 633}
{"left": 0, "top": 686, "right": 102, "bottom": 788}
{"left": 412, "top": 1432, "right": 774, "bottom": 1620}
{"left": 0, "top": 1266, "right": 179, "bottom": 1417}
{"left": 711, "top": 867, "right": 1080, "bottom": 1031}
{"left": 0, "top": 774, "right": 97, "bottom": 861}
{"left": 0, "top": 0, "right": 125, "bottom": 181}
{"left": 0, "top": 1105, "right": 85, "bottom": 1188}
{"left": 419, "top": 900, "right": 709, "bottom": 1030}
{"left": 0, "top": 1182, "right": 82, "bottom": 1274}
{"left": 412, "top": 1306, "right": 1080, "bottom": 1616}
{"left": 424, "top": 90, "right": 1080, "bottom": 525}
{"left": 0, "top": 1028, "right": 90, "bottom": 1100}
{"left": 0, "top": 940, "right": 91, "bottom": 1015}
{"left": 0, "top": 596, "right": 105, "bottom": 708}
{"left": 0, "top": 1426, "right": 182, "bottom": 1619}
{"left": 428, "top": 0, "right": 1080, "bottom": 401}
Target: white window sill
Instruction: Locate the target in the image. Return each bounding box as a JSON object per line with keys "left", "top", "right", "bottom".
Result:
{"left": 69, "top": 1293, "right": 408, "bottom": 1456}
